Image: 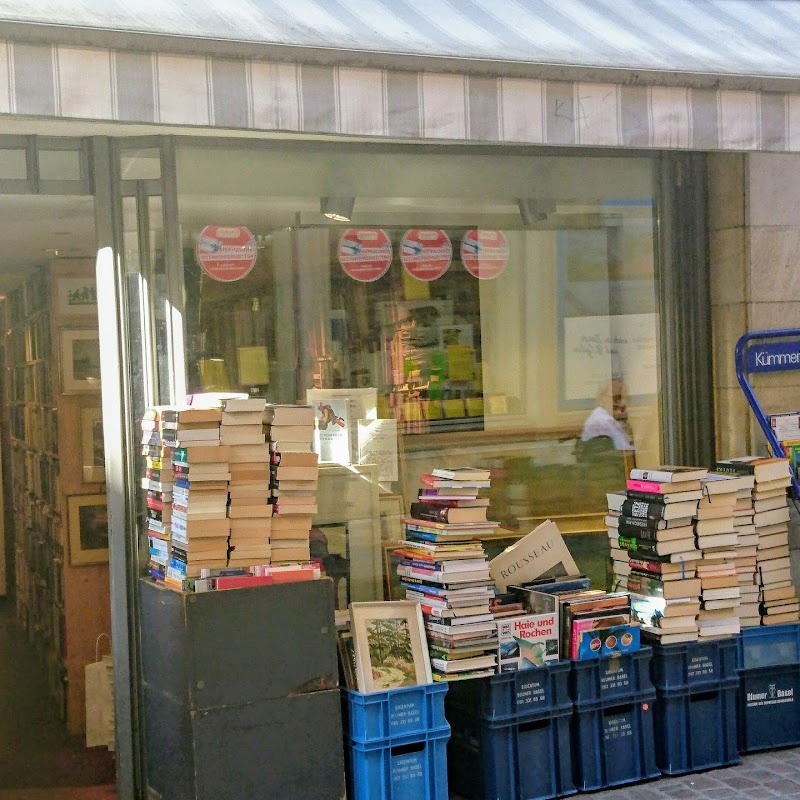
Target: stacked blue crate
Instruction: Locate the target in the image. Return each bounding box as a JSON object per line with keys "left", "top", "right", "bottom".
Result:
{"left": 445, "top": 662, "right": 576, "bottom": 800}
{"left": 737, "top": 622, "right": 800, "bottom": 752}
{"left": 649, "top": 638, "right": 740, "bottom": 775}
{"left": 342, "top": 683, "right": 451, "bottom": 800}
{"left": 569, "top": 647, "right": 660, "bottom": 791}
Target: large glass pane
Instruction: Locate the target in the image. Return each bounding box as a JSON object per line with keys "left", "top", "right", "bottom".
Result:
{"left": 176, "top": 145, "right": 661, "bottom": 594}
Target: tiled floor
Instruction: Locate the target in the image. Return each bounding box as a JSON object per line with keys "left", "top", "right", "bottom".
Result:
{"left": 576, "top": 749, "right": 800, "bottom": 799}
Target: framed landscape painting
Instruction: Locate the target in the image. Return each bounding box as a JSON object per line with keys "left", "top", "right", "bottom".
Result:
{"left": 350, "top": 601, "right": 432, "bottom": 693}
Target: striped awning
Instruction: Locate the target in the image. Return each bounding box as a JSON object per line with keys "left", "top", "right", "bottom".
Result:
{"left": 0, "top": 0, "right": 799, "bottom": 87}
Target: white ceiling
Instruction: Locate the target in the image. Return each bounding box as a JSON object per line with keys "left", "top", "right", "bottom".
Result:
{"left": 0, "top": 194, "right": 96, "bottom": 292}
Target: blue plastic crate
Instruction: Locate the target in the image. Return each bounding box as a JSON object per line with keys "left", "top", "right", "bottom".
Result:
{"left": 650, "top": 637, "right": 740, "bottom": 692}
{"left": 570, "top": 692, "right": 659, "bottom": 791}
{"left": 654, "top": 679, "right": 740, "bottom": 775}
{"left": 737, "top": 622, "right": 800, "bottom": 670}
{"left": 346, "top": 728, "right": 450, "bottom": 800}
{"left": 738, "top": 664, "right": 800, "bottom": 752}
{"left": 445, "top": 661, "right": 571, "bottom": 723}
{"left": 570, "top": 647, "right": 654, "bottom": 706}
{"left": 343, "top": 683, "right": 449, "bottom": 744}
{"left": 447, "top": 705, "right": 576, "bottom": 800}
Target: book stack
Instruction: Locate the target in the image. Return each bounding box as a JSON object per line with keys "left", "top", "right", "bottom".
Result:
{"left": 693, "top": 472, "right": 748, "bottom": 639}
{"left": 607, "top": 466, "right": 706, "bottom": 644}
{"left": 714, "top": 456, "right": 800, "bottom": 624}
{"left": 222, "top": 397, "right": 271, "bottom": 570}
{"left": 166, "top": 406, "right": 230, "bottom": 589}
{"left": 397, "top": 468, "right": 500, "bottom": 681}
{"left": 141, "top": 406, "right": 173, "bottom": 583}
{"left": 266, "top": 404, "right": 317, "bottom": 563}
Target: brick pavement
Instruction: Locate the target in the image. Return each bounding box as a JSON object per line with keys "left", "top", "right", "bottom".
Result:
{"left": 579, "top": 748, "right": 800, "bottom": 800}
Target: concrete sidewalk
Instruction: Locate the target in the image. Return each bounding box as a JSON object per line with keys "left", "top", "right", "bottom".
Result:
{"left": 581, "top": 749, "right": 800, "bottom": 799}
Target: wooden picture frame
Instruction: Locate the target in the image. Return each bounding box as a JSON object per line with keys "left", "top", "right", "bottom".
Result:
{"left": 336, "top": 630, "right": 358, "bottom": 691}
{"left": 60, "top": 329, "right": 101, "bottom": 393}
{"left": 378, "top": 493, "right": 405, "bottom": 545}
{"left": 67, "top": 494, "right": 109, "bottom": 565}
{"left": 80, "top": 406, "right": 105, "bottom": 483}
{"left": 55, "top": 277, "right": 97, "bottom": 318}
{"left": 350, "top": 600, "right": 432, "bottom": 693}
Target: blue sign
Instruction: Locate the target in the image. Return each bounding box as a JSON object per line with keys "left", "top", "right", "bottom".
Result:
{"left": 746, "top": 340, "right": 800, "bottom": 373}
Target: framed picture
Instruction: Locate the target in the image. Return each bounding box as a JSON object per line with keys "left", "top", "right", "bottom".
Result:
{"left": 67, "top": 494, "right": 109, "bottom": 565}
{"left": 80, "top": 407, "right": 105, "bottom": 483}
{"left": 336, "top": 631, "right": 358, "bottom": 691}
{"left": 55, "top": 277, "right": 97, "bottom": 318}
{"left": 378, "top": 493, "right": 405, "bottom": 545}
{"left": 350, "top": 600, "right": 432, "bottom": 693}
{"left": 61, "top": 329, "right": 101, "bottom": 393}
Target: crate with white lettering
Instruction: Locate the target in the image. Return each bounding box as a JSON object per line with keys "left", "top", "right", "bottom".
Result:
{"left": 445, "top": 660, "right": 571, "bottom": 723}
{"left": 650, "top": 637, "right": 739, "bottom": 691}
{"left": 447, "top": 703, "right": 576, "bottom": 800}
{"left": 738, "top": 663, "right": 800, "bottom": 752}
{"left": 570, "top": 692, "right": 659, "bottom": 791}
{"left": 347, "top": 727, "right": 450, "bottom": 800}
{"left": 343, "top": 683, "right": 449, "bottom": 744}
{"left": 569, "top": 646, "right": 654, "bottom": 705}
{"left": 654, "top": 678, "right": 740, "bottom": 775}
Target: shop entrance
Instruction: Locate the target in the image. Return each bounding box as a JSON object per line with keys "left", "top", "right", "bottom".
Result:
{"left": 0, "top": 180, "right": 117, "bottom": 792}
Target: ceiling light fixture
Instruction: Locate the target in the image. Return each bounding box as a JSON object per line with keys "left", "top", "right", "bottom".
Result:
{"left": 321, "top": 196, "right": 355, "bottom": 222}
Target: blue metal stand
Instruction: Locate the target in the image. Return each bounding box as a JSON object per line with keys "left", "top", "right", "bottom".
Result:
{"left": 735, "top": 328, "right": 800, "bottom": 499}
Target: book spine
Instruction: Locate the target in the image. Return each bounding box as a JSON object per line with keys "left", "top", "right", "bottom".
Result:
{"left": 617, "top": 515, "right": 665, "bottom": 532}
{"left": 617, "top": 535, "right": 660, "bottom": 555}
{"left": 713, "top": 462, "right": 754, "bottom": 475}
{"left": 616, "top": 524, "right": 661, "bottom": 542}
{"left": 626, "top": 575, "right": 666, "bottom": 596}
{"left": 627, "top": 557, "right": 665, "bottom": 574}
{"left": 409, "top": 502, "right": 454, "bottom": 523}
{"left": 621, "top": 498, "right": 667, "bottom": 522}
{"left": 629, "top": 469, "right": 679, "bottom": 483}
{"left": 626, "top": 479, "right": 665, "bottom": 493}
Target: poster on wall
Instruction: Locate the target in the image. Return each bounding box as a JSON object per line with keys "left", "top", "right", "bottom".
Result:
{"left": 460, "top": 229, "right": 509, "bottom": 279}
{"left": 400, "top": 230, "right": 452, "bottom": 281}
{"left": 196, "top": 225, "right": 257, "bottom": 282}
{"left": 357, "top": 419, "right": 399, "bottom": 484}
{"left": 337, "top": 228, "right": 393, "bottom": 282}
{"left": 562, "top": 313, "right": 658, "bottom": 403}
{"left": 307, "top": 388, "right": 378, "bottom": 465}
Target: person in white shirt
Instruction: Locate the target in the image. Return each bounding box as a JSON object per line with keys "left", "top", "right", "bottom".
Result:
{"left": 580, "top": 378, "right": 634, "bottom": 451}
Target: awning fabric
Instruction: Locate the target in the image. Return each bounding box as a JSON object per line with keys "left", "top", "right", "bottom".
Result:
{"left": 0, "top": 1, "right": 799, "bottom": 151}
{"left": 0, "top": 0, "right": 798, "bottom": 84}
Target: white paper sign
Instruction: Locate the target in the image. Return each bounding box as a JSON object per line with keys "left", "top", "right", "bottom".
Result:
{"left": 357, "top": 419, "right": 399, "bottom": 483}
{"left": 307, "top": 388, "right": 378, "bottom": 465}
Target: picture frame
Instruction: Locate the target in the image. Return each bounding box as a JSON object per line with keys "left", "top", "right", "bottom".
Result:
{"left": 378, "top": 493, "right": 405, "bottom": 545}
{"left": 55, "top": 277, "right": 97, "bottom": 318}
{"left": 336, "top": 630, "right": 358, "bottom": 691}
{"left": 67, "top": 494, "right": 109, "bottom": 566}
{"left": 80, "top": 406, "right": 105, "bottom": 483}
{"left": 60, "top": 329, "right": 101, "bottom": 393}
{"left": 350, "top": 600, "right": 432, "bottom": 693}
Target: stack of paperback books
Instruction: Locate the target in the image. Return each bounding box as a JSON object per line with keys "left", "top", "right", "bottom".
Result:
{"left": 167, "top": 406, "right": 229, "bottom": 589}
{"left": 222, "top": 397, "right": 271, "bottom": 569}
{"left": 694, "top": 472, "right": 753, "bottom": 637}
{"left": 396, "top": 467, "right": 499, "bottom": 681}
{"left": 714, "top": 456, "right": 800, "bottom": 624}
{"left": 607, "top": 466, "right": 706, "bottom": 644}
{"left": 266, "top": 404, "right": 317, "bottom": 562}
{"left": 141, "top": 407, "right": 173, "bottom": 582}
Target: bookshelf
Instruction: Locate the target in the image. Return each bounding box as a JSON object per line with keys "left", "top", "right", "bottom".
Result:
{"left": 3, "top": 259, "right": 111, "bottom": 736}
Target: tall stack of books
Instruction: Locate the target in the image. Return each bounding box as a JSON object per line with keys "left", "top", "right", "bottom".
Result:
{"left": 266, "top": 404, "right": 317, "bottom": 563}
{"left": 728, "top": 471, "right": 760, "bottom": 626}
{"left": 166, "top": 406, "right": 229, "bottom": 590}
{"left": 141, "top": 406, "right": 173, "bottom": 583}
{"left": 397, "top": 468, "right": 499, "bottom": 681}
{"left": 714, "top": 456, "right": 800, "bottom": 624}
{"left": 608, "top": 466, "right": 706, "bottom": 644}
{"left": 221, "top": 397, "right": 271, "bottom": 570}
{"left": 693, "top": 472, "right": 746, "bottom": 639}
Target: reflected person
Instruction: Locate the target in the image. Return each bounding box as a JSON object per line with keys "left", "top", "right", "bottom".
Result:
{"left": 580, "top": 378, "right": 634, "bottom": 451}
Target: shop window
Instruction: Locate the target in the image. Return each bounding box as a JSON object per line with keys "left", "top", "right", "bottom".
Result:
{"left": 176, "top": 145, "right": 662, "bottom": 593}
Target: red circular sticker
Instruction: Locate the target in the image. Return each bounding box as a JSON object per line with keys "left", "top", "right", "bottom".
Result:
{"left": 461, "top": 229, "right": 509, "bottom": 279}
{"left": 400, "top": 230, "right": 452, "bottom": 281}
{"left": 196, "top": 225, "right": 257, "bottom": 282}
{"left": 337, "top": 228, "right": 393, "bottom": 282}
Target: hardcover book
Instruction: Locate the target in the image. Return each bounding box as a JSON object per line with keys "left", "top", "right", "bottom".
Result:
{"left": 497, "top": 612, "right": 559, "bottom": 670}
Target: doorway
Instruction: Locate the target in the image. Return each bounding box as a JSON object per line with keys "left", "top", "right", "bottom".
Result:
{"left": 0, "top": 190, "right": 117, "bottom": 796}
